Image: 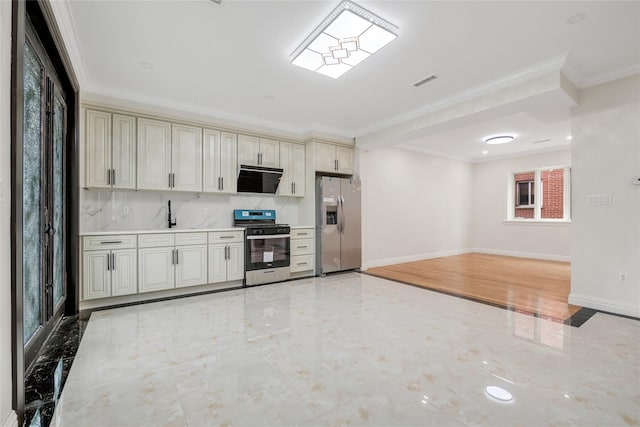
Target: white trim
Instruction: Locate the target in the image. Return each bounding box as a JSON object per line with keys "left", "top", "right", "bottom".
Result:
{"left": 472, "top": 248, "right": 571, "bottom": 263}
{"left": 48, "top": 0, "right": 88, "bottom": 87}
{"left": 502, "top": 220, "right": 570, "bottom": 226}
{"left": 2, "top": 411, "right": 18, "bottom": 427}
{"left": 568, "top": 294, "right": 640, "bottom": 318}
{"left": 394, "top": 144, "right": 471, "bottom": 164}
{"left": 357, "top": 55, "right": 568, "bottom": 137}
{"left": 582, "top": 66, "right": 640, "bottom": 89}
{"left": 471, "top": 145, "right": 572, "bottom": 164}
{"left": 362, "top": 249, "right": 472, "bottom": 270}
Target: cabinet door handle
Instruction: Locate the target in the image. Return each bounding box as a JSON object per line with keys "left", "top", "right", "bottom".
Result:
{"left": 297, "top": 262, "right": 308, "bottom": 266}
{"left": 220, "top": 235, "right": 235, "bottom": 239}
{"left": 111, "top": 169, "right": 116, "bottom": 186}
{"left": 175, "top": 249, "right": 179, "bottom": 265}
{"left": 106, "top": 253, "right": 110, "bottom": 271}
{"left": 334, "top": 159, "right": 338, "bottom": 171}
{"left": 111, "top": 253, "right": 115, "bottom": 270}
{"left": 218, "top": 176, "right": 221, "bottom": 190}
{"left": 107, "top": 169, "right": 111, "bottom": 185}
{"left": 291, "top": 182, "right": 294, "bottom": 194}
{"left": 99, "top": 241, "right": 122, "bottom": 245}
{"left": 169, "top": 173, "right": 172, "bottom": 188}
{"left": 221, "top": 176, "right": 224, "bottom": 190}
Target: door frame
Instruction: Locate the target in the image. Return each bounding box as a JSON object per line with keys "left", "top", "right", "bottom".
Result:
{"left": 10, "top": 0, "right": 79, "bottom": 422}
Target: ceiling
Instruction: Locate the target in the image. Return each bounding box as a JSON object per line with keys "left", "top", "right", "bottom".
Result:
{"left": 54, "top": 0, "right": 640, "bottom": 161}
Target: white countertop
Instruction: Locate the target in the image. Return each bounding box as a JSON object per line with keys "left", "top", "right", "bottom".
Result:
{"left": 80, "top": 225, "right": 315, "bottom": 236}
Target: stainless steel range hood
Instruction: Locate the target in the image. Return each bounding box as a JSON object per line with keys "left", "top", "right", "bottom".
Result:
{"left": 237, "top": 164, "right": 283, "bottom": 194}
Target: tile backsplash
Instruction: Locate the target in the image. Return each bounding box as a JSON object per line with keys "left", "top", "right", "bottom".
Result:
{"left": 80, "top": 189, "right": 302, "bottom": 232}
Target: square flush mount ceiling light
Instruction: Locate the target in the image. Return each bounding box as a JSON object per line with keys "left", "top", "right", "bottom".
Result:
{"left": 290, "top": 0, "right": 398, "bottom": 79}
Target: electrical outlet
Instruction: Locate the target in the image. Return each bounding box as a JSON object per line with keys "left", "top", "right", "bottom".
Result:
{"left": 619, "top": 272, "right": 628, "bottom": 283}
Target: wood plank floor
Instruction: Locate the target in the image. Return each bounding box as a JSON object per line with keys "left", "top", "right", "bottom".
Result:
{"left": 366, "top": 253, "right": 580, "bottom": 321}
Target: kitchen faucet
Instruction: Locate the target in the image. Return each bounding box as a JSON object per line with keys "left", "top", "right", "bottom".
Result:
{"left": 167, "top": 200, "right": 177, "bottom": 229}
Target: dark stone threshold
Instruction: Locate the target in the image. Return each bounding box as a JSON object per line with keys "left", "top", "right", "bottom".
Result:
{"left": 23, "top": 315, "right": 87, "bottom": 427}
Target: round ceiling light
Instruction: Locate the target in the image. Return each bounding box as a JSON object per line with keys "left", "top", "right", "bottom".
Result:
{"left": 484, "top": 135, "right": 515, "bottom": 145}
{"left": 485, "top": 386, "right": 514, "bottom": 402}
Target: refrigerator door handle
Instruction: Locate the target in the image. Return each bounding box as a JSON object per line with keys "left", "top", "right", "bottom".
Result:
{"left": 339, "top": 195, "right": 346, "bottom": 234}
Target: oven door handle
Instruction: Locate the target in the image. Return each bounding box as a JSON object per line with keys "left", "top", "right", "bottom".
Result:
{"left": 246, "top": 234, "right": 290, "bottom": 240}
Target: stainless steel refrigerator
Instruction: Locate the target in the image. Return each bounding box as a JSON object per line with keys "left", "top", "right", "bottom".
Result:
{"left": 316, "top": 176, "right": 361, "bottom": 274}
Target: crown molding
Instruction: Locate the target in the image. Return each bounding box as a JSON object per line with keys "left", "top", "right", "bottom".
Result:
{"left": 47, "top": 0, "right": 88, "bottom": 87}
{"left": 355, "top": 55, "right": 570, "bottom": 138}
{"left": 582, "top": 64, "right": 640, "bottom": 88}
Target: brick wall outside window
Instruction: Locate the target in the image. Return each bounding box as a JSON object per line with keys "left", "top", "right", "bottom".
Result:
{"left": 541, "top": 169, "right": 564, "bottom": 219}
{"left": 514, "top": 172, "right": 534, "bottom": 218}
{"left": 514, "top": 169, "right": 564, "bottom": 219}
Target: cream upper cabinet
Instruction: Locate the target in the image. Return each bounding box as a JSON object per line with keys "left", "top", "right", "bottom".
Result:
{"left": 203, "top": 129, "right": 237, "bottom": 193}
{"left": 278, "top": 142, "right": 305, "bottom": 197}
{"left": 335, "top": 145, "right": 354, "bottom": 175}
{"left": 238, "top": 134, "right": 280, "bottom": 168}
{"left": 137, "top": 119, "right": 202, "bottom": 191}
{"left": 259, "top": 138, "right": 280, "bottom": 168}
{"left": 171, "top": 124, "right": 202, "bottom": 192}
{"left": 315, "top": 142, "right": 354, "bottom": 175}
{"left": 85, "top": 110, "right": 136, "bottom": 189}
{"left": 137, "top": 118, "right": 172, "bottom": 190}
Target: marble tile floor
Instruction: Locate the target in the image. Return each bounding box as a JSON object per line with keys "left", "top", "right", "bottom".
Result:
{"left": 24, "top": 315, "right": 88, "bottom": 427}
{"left": 50, "top": 273, "right": 639, "bottom": 427}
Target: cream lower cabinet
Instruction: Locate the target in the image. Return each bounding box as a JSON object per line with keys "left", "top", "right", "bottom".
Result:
{"left": 208, "top": 231, "right": 244, "bottom": 284}
{"left": 138, "top": 232, "right": 208, "bottom": 293}
{"left": 290, "top": 227, "right": 314, "bottom": 276}
{"left": 82, "top": 235, "right": 137, "bottom": 300}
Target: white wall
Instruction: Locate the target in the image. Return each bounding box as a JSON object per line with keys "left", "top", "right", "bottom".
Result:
{"left": 360, "top": 147, "right": 473, "bottom": 269}
{"left": 0, "top": 0, "right": 17, "bottom": 425}
{"left": 570, "top": 74, "right": 640, "bottom": 317}
{"left": 472, "top": 149, "right": 572, "bottom": 261}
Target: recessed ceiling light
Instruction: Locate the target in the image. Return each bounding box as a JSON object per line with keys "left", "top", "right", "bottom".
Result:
{"left": 141, "top": 62, "right": 155, "bottom": 69}
{"left": 485, "top": 386, "right": 513, "bottom": 402}
{"left": 566, "top": 135, "right": 573, "bottom": 140}
{"left": 290, "top": 0, "right": 398, "bottom": 79}
{"left": 566, "top": 13, "right": 587, "bottom": 24}
{"left": 482, "top": 150, "right": 489, "bottom": 155}
{"left": 484, "top": 135, "right": 515, "bottom": 145}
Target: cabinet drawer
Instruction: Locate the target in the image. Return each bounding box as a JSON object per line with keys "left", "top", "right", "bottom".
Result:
{"left": 175, "top": 232, "right": 207, "bottom": 246}
{"left": 209, "top": 231, "right": 244, "bottom": 243}
{"left": 291, "top": 228, "right": 314, "bottom": 239}
{"left": 138, "top": 233, "right": 175, "bottom": 248}
{"left": 290, "top": 255, "right": 313, "bottom": 273}
{"left": 83, "top": 235, "right": 136, "bottom": 251}
{"left": 291, "top": 239, "right": 313, "bottom": 256}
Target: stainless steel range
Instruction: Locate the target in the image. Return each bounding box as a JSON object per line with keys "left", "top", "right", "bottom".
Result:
{"left": 233, "top": 209, "right": 291, "bottom": 286}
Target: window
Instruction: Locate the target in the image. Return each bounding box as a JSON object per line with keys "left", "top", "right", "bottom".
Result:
{"left": 509, "top": 166, "right": 571, "bottom": 221}
{"left": 517, "top": 180, "right": 534, "bottom": 207}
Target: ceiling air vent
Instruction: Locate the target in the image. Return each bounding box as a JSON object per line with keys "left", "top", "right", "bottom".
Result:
{"left": 531, "top": 139, "right": 551, "bottom": 144}
{"left": 413, "top": 74, "right": 438, "bottom": 87}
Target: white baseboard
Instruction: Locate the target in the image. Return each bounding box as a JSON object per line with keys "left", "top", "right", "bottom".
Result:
{"left": 362, "top": 249, "right": 471, "bottom": 270}
{"left": 569, "top": 294, "right": 640, "bottom": 318}
{"left": 472, "top": 248, "right": 571, "bottom": 263}
{"left": 2, "top": 411, "right": 18, "bottom": 427}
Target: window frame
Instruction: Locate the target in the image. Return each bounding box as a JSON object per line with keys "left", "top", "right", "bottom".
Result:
{"left": 507, "top": 165, "right": 571, "bottom": 222}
